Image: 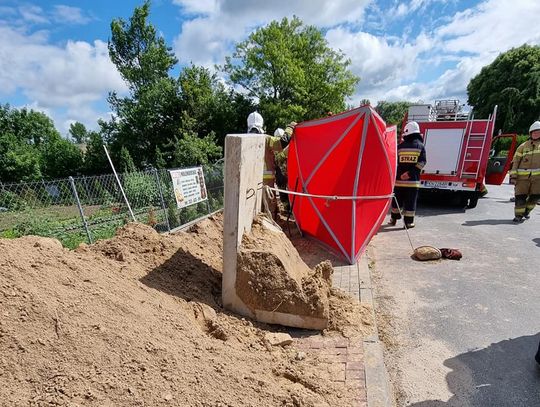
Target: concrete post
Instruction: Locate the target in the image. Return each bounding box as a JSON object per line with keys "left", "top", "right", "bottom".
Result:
{"left": 222, "top": 134, "right": 265, "bottom": 316}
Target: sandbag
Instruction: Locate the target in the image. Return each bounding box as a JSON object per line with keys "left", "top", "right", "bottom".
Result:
{"left": 413, "top": 246, "right": 442, "bottom": 261}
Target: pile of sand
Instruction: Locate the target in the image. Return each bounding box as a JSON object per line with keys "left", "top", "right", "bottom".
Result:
{"left": 236, "top": 217, "right": 332, "bottom": 326}
{"left": 0, "top": 214, "right": 371, "bottom": 406}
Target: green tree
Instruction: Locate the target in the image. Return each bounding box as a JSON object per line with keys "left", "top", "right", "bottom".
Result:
{"left": 119, "top": 146, "right": 137, "bottom": 173}
{"left": 375, "top": 101, "right": 412, "bottom": 132}
{"left": 69, "top": 121, "right": 89, "bottom": 144}
{"left": 467, "top": 44, "right": 540, "bottom": 133}
{"left": 0, "top": 133, "right": 42, "bottom": 182}
{"left": 84, "top": 132, "right": 110, "bottom": 175}
{"left": 106, "top": 2, "right": 226, "bottom": 167}
{"left": 173, "top": 132, "right": 222, "bottom": 168}
{"left": 107, "top": 1, "right": 183, "bottom": 166}
{"left": 223, "top": 16, "right": 359, "bottom": 131}
{"left": 154, "top": 146, "right": 167, "bottom": 169}
{"left": 40, "top": 138, "right": 83, "bottom": 179}
{"left": 0, "top": 104, "right": 69, "bottom": 181}
{"left": 179, "top": 64, "right": 253, "bottom": 145}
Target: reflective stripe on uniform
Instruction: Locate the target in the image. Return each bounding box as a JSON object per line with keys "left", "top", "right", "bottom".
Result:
{"left": 514, "top": 149, "right": 540, "bottom": 158}
{"left": 391, "top": 208, "right": 401, "bottom": 214}
{"left": 399, "top": 148, "right": 422, "bottom": 153}
{"left": 263, "top": 170, "right": 275, "bottom": 181}
{"left": 395, "top": 180, "right": 420, "bottom": 188}
{"left": 514, "top": 168, "right": 540, "bottom": 176}
{"left": 403, "top": 210, "right": 415, "bottom": 217}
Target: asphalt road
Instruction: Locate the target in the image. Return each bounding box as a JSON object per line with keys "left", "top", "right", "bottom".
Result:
{"left": 371, "top": 182, "right": 540, "bottom": 407}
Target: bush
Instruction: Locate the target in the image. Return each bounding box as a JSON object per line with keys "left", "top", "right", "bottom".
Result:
{"left": 123, "top": 172, "right": 159, "bottom": 208}
{"left": 0, "top": 190, "right": 27, "bottom": 211}
{"left": 492, "top": 134, "right": 529, "bottom": 155}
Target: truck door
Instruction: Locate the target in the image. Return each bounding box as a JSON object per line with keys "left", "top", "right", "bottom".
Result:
{"left": 485, "top": 134, "right": 517, "bottom": 185}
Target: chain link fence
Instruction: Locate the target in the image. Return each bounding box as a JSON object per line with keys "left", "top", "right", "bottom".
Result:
{"left": 0, "top": 162, "right": 224, "bottom": 248}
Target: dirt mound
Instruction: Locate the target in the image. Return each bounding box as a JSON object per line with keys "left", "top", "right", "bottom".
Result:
{"left": 327, "top": 288, "right": 374, "bottom": 339}
{"left": 0, "top": 214, "right": 370, "bottom": 406}
{"left": 236, "top": 217, "right": 331, "bottom": 324}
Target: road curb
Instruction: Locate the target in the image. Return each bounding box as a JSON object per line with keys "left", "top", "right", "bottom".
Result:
{"left": 358, "top": 255, "right": 394, "bottom": 407}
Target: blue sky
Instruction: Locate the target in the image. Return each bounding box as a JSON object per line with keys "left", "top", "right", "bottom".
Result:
{"left": 1, "top": 0, "right": 539, "bottom": 135}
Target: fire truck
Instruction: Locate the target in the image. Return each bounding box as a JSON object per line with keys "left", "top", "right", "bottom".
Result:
{"left": 403, "top": 100, "right": 517, "bottom": 208}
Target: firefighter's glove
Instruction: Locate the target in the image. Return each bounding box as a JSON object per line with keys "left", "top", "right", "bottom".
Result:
{"left": 400, "top": 172, "right": 411, "bottom": 181}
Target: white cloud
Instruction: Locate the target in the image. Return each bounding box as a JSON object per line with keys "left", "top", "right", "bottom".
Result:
{"left": 436, "top": 0, "right": 540, "bottom": 54}
{"left": 173, "top": 0, "right": 372, "bottom": 67}
{"left": 389, "top": 0, "right": 450, "bottom": 19}
{"left": 363, "top": 0, "right": 540, "bottom": 105}
{"left": 0, "top": 23, "right": 127, "bottom": 132}
{"left": 18, "top": 5, "right": 48, "bottom": 24}
{"left": 52, "top": 5, "right": 93, "bottom": 25}
{"left": 173, "top": 0, "right": 220, "bottom": 15}
{"left": 326, "top": 28, "right": 433, "bottom": 102}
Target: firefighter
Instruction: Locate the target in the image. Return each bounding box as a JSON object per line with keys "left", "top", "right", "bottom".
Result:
{"left": 247, "top": 112, "right": 282, "bottom": 216}
{"left": 275, "top": 122, "right": 296, "bottom": 212}
{"left": 388, "top": 121, "right": 427, "bottom": 228}
{"left": 247, "top": 111, "right": 265, "bottom": 134}
{"left": 509, "top": 120, "right": 540, "bottom": 223}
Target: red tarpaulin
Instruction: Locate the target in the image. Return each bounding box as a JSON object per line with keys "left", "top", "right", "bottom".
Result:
{"left": 287, "top": 106, "right": 397, "bottom": 264}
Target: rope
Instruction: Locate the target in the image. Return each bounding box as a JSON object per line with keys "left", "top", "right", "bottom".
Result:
{"left": 264, "top": 185, "right": 394, "bottom": 201}
{"left": 264, "top": 185, "right": 415, "bottom": 252}
{"left": 392, "top": 195, "right": 416, "bottom": 252}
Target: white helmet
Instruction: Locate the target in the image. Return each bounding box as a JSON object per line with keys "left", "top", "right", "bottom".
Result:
{"left": 247, "top": 111, "right": 264, "bottom": 133}
{"left": 274, "top": 128, "right": 285, "bottom": 138}
{"left": 403, "top": 121, "right": 420, "bottom": 135}
{"left": 529, "top": 121, "right": 540, "bottom": 133}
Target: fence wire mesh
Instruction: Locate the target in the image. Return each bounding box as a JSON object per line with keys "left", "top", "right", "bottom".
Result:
{"left": 0, "top": 162, "right": 224, "bottom": 248}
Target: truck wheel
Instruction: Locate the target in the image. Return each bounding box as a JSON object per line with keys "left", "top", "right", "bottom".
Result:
{"left": 466, "top": 195, "right": 479, "bottom": 209}
{"left": 458, "top": 193, "right": 469, "bottom": 208}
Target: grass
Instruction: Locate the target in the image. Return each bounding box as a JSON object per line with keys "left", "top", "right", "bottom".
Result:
{"left": 0, "top": 188, "right": 224, "bottom": 249}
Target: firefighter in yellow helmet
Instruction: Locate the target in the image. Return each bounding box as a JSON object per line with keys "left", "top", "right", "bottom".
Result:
{"left": 509, "top": 120, "right": 540, "bottom": 222}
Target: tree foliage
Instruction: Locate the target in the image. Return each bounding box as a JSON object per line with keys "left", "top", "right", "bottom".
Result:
{"left": 0, "top": 104, "right": 83, "bottom": 182}
{"left": 223, "top": 16, "right": 359, "bottom": 131}
{"left": 119, "top": 146, "right": 137, "bottom": 173}
{"left": 375, "top": 101, "right": 412, "bottom": 132}
{"left": 40, "top": 138, "right": 83, "bottom": 179}
{"left": 179, "top": 65, "right": 253, "bottom": 145}
{"left": 467, "top": 44, "right": 540, "bottom": 133}
{"left": 172, "top": 132, "right": 222, "bottom": 168}
{"left": 105, "top": 1, "right": 227, "bottom": 168}
{"left": 84, "top": 132, "right": 109, "bottom": 175}
{"left": 69, "top": 122, "right": 89, "bottom": 144}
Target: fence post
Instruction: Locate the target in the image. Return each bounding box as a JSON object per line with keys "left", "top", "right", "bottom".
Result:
{"left": 69, "top": 176, "right": 93, "bottom": 244}
{"left": 103, "top": 144, "right": 136, "bottom": 222}
{"left": 153, "top": 168, "right": 171, "bottom": 232}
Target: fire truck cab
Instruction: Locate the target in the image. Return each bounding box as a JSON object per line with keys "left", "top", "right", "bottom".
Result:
{"left": 404, "top": 100, "right": 517, "bottom": 208}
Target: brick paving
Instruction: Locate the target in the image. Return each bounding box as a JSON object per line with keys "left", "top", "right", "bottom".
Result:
{"left": 292, "top": 261, "right": 371, "bottom": 407}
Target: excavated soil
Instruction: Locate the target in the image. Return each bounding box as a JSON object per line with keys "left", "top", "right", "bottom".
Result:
{"left": 0, "top": 214, "right": 372, "bottom": 406}
{"left": 236, "top": 217, "right": 331, "bottom": 322}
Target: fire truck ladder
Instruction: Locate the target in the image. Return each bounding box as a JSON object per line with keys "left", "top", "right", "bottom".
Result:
{"left": 459, "top": 113, "right": 491, "bottom": 179}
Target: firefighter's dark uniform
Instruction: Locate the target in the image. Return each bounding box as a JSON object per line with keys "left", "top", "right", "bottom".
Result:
{"left": 390, "top": 132, "right": 427, "bottom": 226}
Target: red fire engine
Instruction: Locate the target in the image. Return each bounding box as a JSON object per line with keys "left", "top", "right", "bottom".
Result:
{"left": 403, "top": 100, "right": 517, "bottom": 208}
